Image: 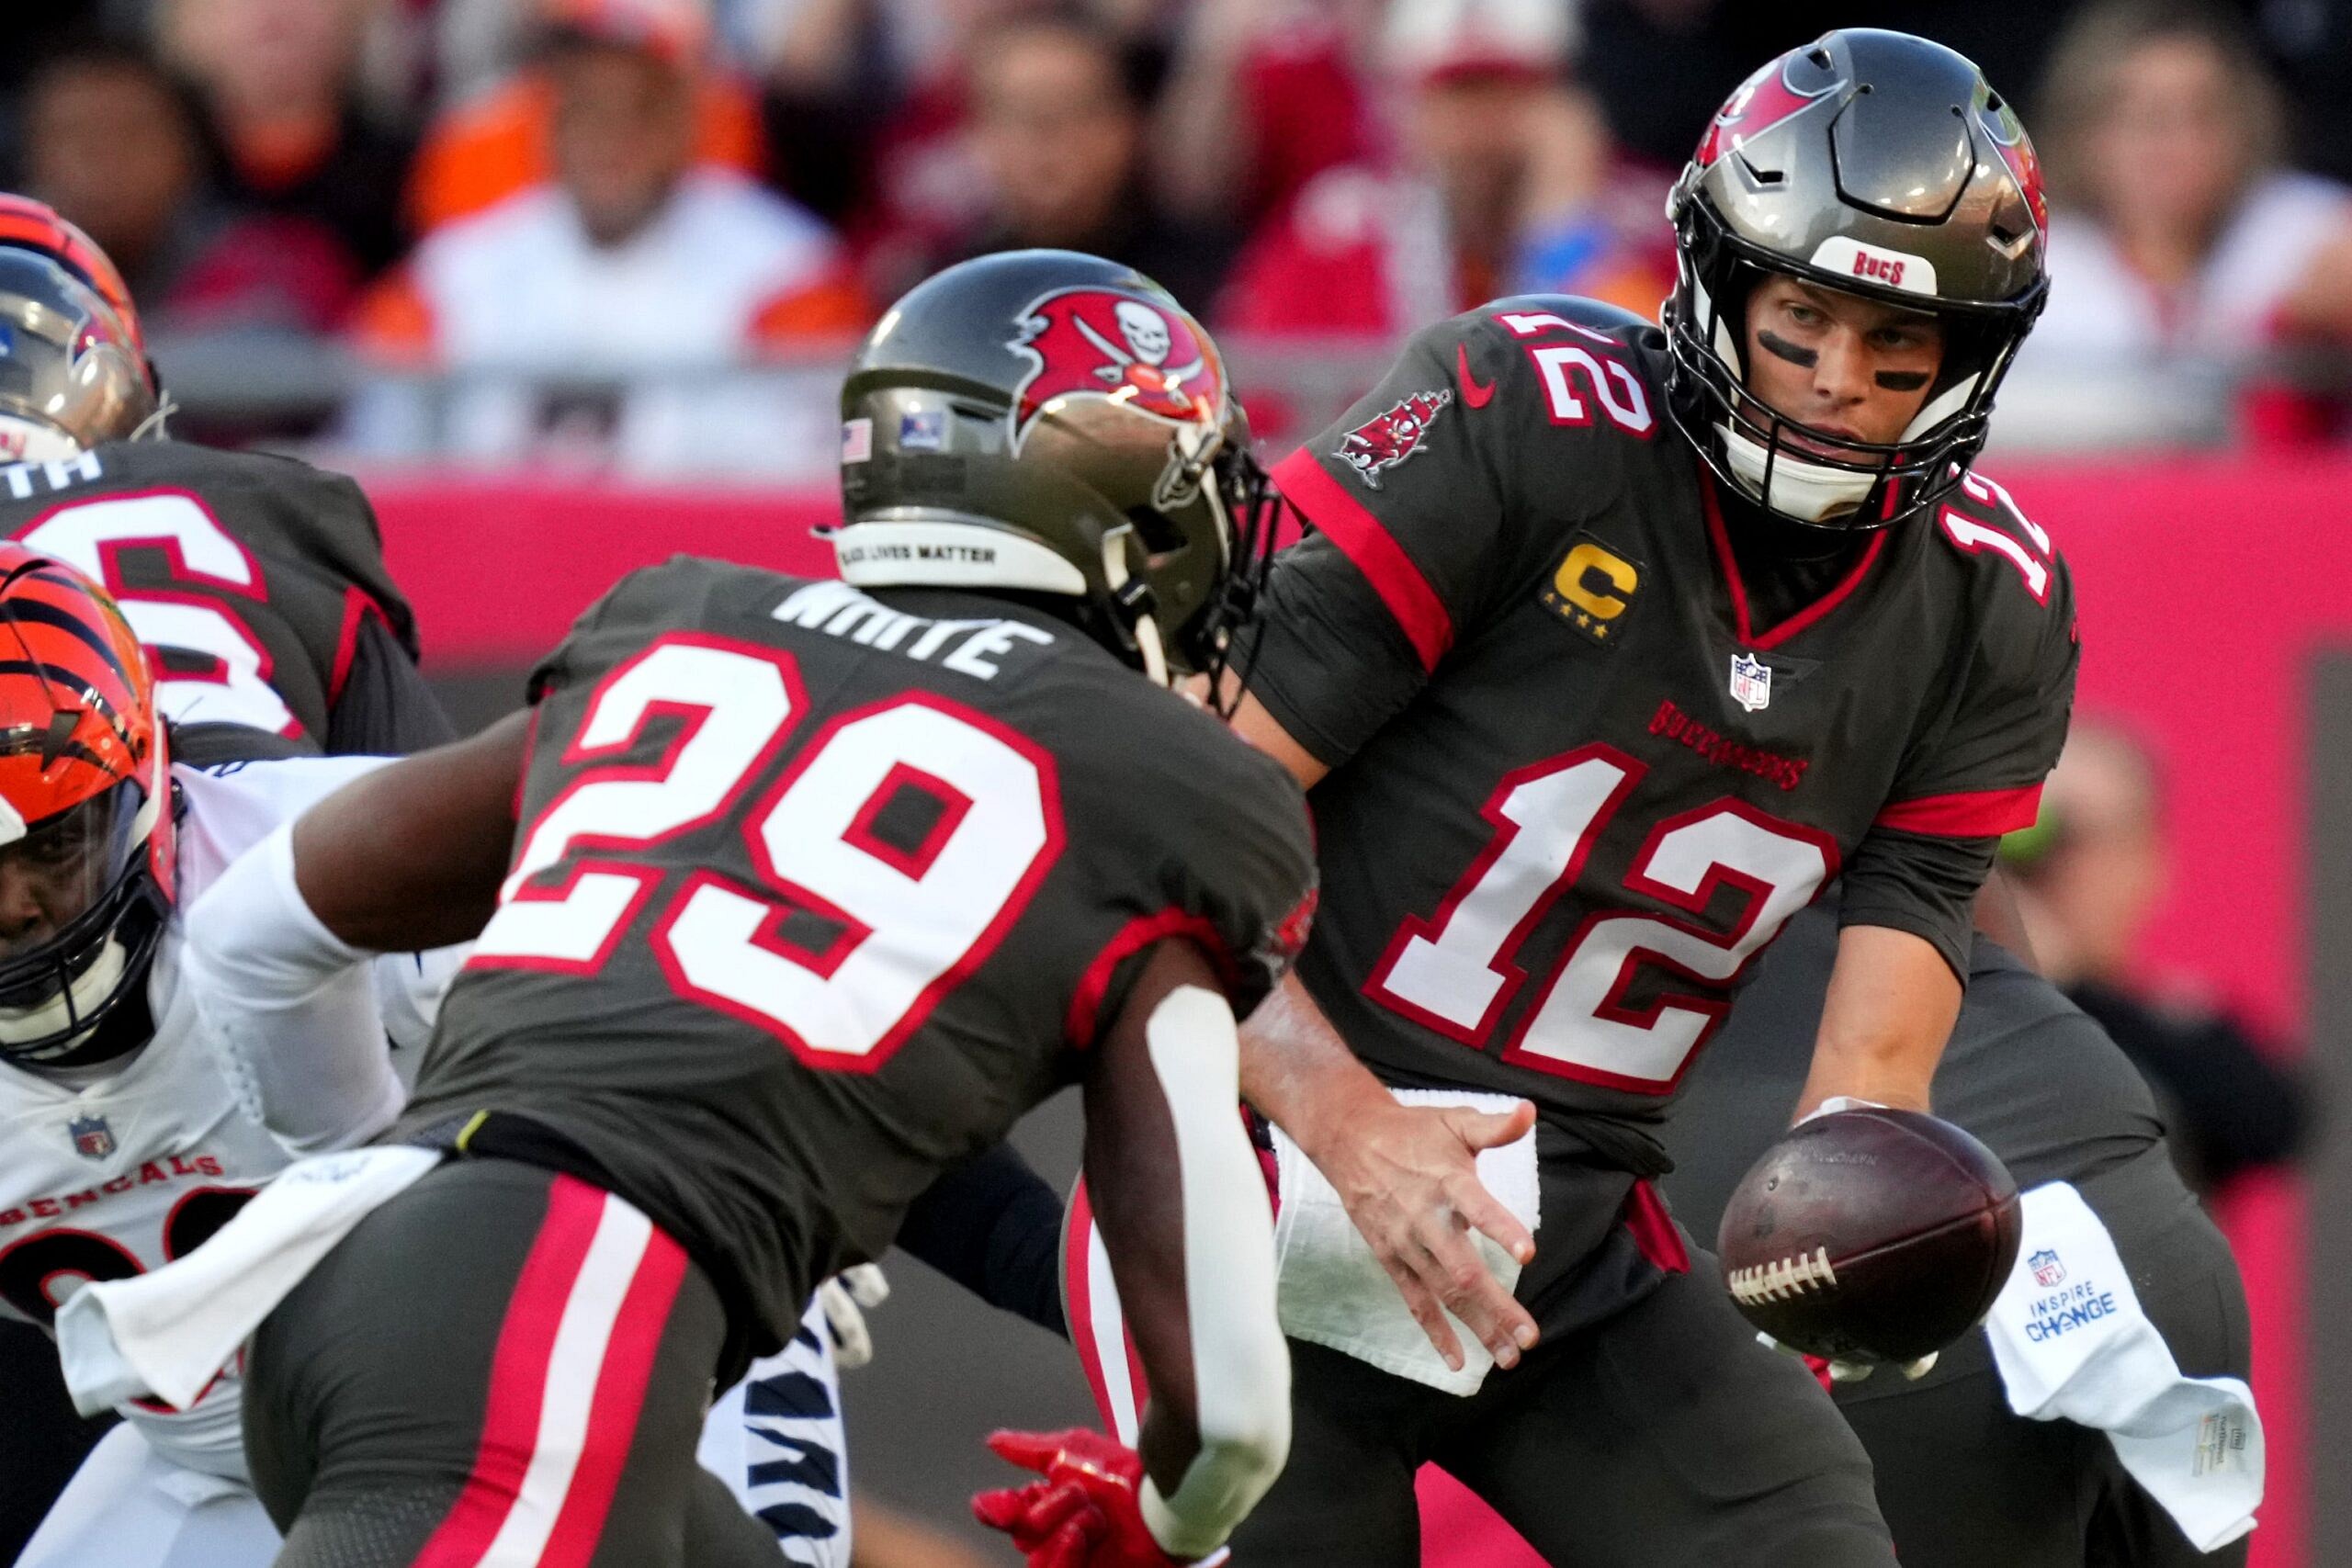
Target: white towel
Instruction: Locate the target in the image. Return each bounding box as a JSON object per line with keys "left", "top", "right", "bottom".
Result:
{"left": 1984, "top": 1181, "right": 2263, "bottom": 1552}
{"left": 1271, "top": 1089, "right": 1538, "bottom": 1397}
{"left": 58, "top": 1145, "right": 443, "bottom": 1416}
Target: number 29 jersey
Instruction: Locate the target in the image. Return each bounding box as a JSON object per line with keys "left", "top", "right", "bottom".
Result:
{"left": 402, "top": 559, "right": 1317, "bottom": 1350}
{"left": 1248, "top": 297, "right": 2079, "bottom": 1177}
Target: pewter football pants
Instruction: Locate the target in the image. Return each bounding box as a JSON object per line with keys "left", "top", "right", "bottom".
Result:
{"left": 241, "top": 1157, "right": 781, "bottom": 1568}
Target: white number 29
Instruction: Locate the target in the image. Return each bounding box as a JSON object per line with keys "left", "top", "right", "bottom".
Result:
{"left": 473, "top": 636, "right": 1061, "bottom": 1069}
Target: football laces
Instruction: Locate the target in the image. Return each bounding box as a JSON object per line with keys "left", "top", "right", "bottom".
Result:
{"left": 1727, "top": 1245, "right": 1840, "bottom": 1303}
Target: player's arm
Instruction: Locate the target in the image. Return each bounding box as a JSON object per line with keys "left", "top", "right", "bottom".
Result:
{"left": 1792, "top": 924, "right": 1962, "bottom": 1119}
{"left": 1224, "top": 682, "right": 1538, "bottom": 1371}
{"left": 179, "top": 715, "right": 527, "bottom": 1150}
{"left": 982, "top": 940, "right": 1290, "bottom": 1564}
{"left": 324, "top": 609, "right": 459, "bottom": 757}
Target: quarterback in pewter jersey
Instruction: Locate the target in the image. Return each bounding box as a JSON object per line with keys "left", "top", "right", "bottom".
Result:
{"left": 1204, "top": 28, "right": 2076, "bottom": 1565}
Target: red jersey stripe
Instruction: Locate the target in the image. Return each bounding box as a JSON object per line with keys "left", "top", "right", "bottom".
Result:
{"left": 1872, "top": 783, "right": 2045, "bottom": 838}
{"left": 538, "top": 1223, "right": 690, "bottom": 1566}
{"left": 1272, "top": 450, "right": 1453, "bottom": 673}
{"left": 414, "top": 1173, "right": 606, "bottom": 1566}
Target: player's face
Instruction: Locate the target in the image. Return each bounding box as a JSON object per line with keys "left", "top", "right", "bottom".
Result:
{"left": 1741, "top": 276, "right": 1946, "bottom": 450}
{"left": 0, "top": 799, "right": 110, "bottom": 956}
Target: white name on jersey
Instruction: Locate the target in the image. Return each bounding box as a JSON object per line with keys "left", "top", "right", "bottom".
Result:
{"left": 773, "top": 580, "right": 1055, "bottom": 681}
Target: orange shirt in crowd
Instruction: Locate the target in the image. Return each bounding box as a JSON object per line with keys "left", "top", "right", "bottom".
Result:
{"left": 405, "top": 68, "right": 768, "bottom": 237}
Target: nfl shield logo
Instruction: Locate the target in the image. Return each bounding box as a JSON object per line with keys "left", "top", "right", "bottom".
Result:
{"left": 1728, "top": 652, "right": 1772, "bottom": 713}
{"left": 2030, "top": 1248, "right": 2065, "bottom": 1287}
{"left": 67, "top": 1114, "right": 114, "bottom": 1162}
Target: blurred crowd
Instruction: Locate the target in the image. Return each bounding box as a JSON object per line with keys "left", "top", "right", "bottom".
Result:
{"left": 6, "top": 0, "right": 2352, "bottom": 468}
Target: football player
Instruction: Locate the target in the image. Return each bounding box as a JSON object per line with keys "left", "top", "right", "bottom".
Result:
{"left": 61, "top": 252, "right": 1314, "bottom": 1568}
{"left": 1660, "top": 893, "right": 2259, "bottom": 1567}
{"left": 1189, "top": 28, "right": 2072, "bottom": 1564}
{"left": 0, "top": 548, "right": 458, "bottom": 1568}
{"left": 0, "top": 195, "right": 451, "bottom": 761}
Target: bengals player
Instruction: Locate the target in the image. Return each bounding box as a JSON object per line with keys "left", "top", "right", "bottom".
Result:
{"left": 0, "top": 195, "right": 448, "bottom": 761}
{"left": 1199, "top": 29, "right": 2070, "bottom": 1564}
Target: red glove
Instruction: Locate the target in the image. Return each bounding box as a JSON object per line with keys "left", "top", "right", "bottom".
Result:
{"left": 972, "top": 1428, "right": 1226, "bottom": 1568}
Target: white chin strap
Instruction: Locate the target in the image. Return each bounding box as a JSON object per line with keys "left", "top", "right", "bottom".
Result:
{"left": 1102, "top": 526, "right": 1170, "bottom": 687}
{"left": 0, "top": 937, "right": 128, "bottom": 1047}
{"left": 0, "top": 415, "right": 85, "bottom": 467}
{"left": 1718, "top": 423, "right": 1878, "bottom": 522}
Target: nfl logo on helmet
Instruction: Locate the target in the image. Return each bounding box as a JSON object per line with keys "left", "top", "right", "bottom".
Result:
{"left": 67, "top": 1113, "right": 115, "bottom": 1161}
{"left": 2030, "top": 1248, "right": 2065, "bottom": 1288}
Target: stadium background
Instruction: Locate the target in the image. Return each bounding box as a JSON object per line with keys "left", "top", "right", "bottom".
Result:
{"left": 7, "top": 0, "right": 2347, "bottom": 1561}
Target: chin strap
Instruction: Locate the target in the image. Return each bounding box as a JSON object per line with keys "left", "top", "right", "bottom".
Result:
{"left": 1101, "top": 526, "right": 1170, "bottom": 688}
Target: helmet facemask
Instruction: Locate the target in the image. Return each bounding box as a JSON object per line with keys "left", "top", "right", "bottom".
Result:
{"left": 1666, "top": 192, "right": 2045, "bottom": 530}
{"left": 0, "top": 548, "right": 171, "bottom": 1069}
{"left": 0, "top": 784, "right": 166, "bottom": 1065}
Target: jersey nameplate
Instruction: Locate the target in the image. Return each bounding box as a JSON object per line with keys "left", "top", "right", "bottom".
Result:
{"left": 772, "top": 579, "right": 1056, "bottom": 682}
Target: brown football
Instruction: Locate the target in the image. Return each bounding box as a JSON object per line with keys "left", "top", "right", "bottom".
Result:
{"left": 1715, "top": 1108, "right": 2022, "bottom": 1365}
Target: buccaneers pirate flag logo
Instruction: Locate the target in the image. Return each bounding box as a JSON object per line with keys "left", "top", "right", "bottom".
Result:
{"left": 1336, "top": 389, "right": 1452, "bottom": 490}
{"left": 1007, "top": 288, "right": 1225, "bottom": 454}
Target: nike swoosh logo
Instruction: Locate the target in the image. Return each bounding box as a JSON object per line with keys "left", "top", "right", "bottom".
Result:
{"left": 1455, "top": 342, "right": 1496, "bottom": 409}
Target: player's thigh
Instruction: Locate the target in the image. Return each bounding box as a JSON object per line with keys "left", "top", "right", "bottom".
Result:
{"left": 1447, "top": 1260, "right": 1894, "bottom": 1568}
{"left": 15, "top": 1423, "right": 279, "bottom": 1568}
{"left": 1841, "top": 1370, "right": 2090, "bottom": 1568}
{"left": 246, "top": 1156, "right": 742, "bottom": 1568}
{"left": 700, "top": 1297, "right": 850, "bottom": 1567}
{"left": 1220, "top": 1340, "right": 1430, "bottom": 1568}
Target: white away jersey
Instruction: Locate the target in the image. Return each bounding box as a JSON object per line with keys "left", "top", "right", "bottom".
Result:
{"left": 0, "top": 756, "right": 448, "bottom": 1478}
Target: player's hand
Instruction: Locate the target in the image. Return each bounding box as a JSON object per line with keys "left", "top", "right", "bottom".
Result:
{"left": 972, "top": 1429, "right": 1227, "bottom": 1567}
{"left": 1312, "top": 1096, "right": 1541, "bottom": 1371}
{"left": 817, "top": 1264, "right": 889, "bottom": 1369}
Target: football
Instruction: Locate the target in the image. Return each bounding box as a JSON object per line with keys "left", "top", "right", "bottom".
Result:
{"left": 1716, "top": 1108, "right": 2022, "bottom": 1365}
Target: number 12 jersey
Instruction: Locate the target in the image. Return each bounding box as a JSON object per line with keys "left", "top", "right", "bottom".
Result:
{"left": 1246, "top": 296, "right": 2079, "bottom": 1178}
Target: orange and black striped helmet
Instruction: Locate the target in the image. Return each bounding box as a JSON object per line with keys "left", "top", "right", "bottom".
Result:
{"left": 0, "top": 545, "right": 171, "bottom": 1066}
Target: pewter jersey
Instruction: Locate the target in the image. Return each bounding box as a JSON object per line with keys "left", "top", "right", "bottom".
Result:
{"left": 0, "top": 440, "right": 447, "bottom": 755}
{"left": 1249, "top": 297, "right": 2079, "bottom": 1177}
{"left": 404, "top": 561, "right": 1317, "bottom": 1351}
{"left": 0, "top": 757, "right": 447, "bottom": 1477}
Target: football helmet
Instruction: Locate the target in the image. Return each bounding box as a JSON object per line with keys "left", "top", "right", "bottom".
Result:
{"left": 831, "top": 251, "right": 1276, "bottom": 701}
{"left": 0, "top": 546, "right": 172, "bottom": 1066}
{"left": 0, "top": 194, "right": 159, "bottom": 462}
{"left": 1664, "top": 30, "right": 2048, "bottom": 528}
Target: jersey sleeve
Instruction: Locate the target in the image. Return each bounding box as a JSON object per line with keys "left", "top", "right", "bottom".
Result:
{"left": 1877, "top": 530, "right": 2080, "bottom": 836}
{"left": 1069, "top": 724, "right": 1319, "bottom": 1047}
{"left": 326, "top": 612, "right": 457, "bottom": 756}
{"left": 1243, "top": 312, "right": 1554, "bottom": 769}
{"left": 1843, "top": 512, "right": 2081, "bottom": 973}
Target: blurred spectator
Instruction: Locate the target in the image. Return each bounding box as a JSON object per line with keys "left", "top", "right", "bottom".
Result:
{"left": 20, "top": 39, "right": 359, "bottom": 340}
{"left": 154, "top": 0, "right": 417, "bottom": 275}
{"left": 2002, "top": 0, "right": 2352, "bottom": 447}
{"left": 950, "top": 12, "right": 1233, "bottom": 310}
{"left": 408, "top": 0, "right": 767, "bottom": 237}
{"left": 1150, "top": 0, "right": 1383, "bottom": 233}
{"left": 1214, "top": 0, "right": 1672, "bottom": 338}
{"left": 2002, "top": 719, "right": 2312, "bottom": 1196}
{"left": 345, "top": 1, "right": 866, "bottom": 474}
